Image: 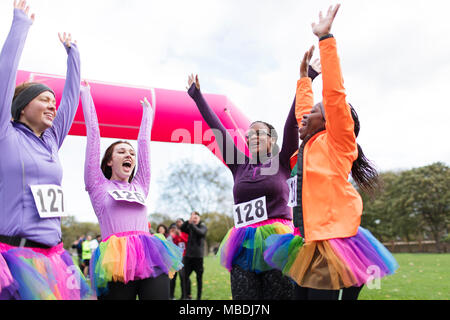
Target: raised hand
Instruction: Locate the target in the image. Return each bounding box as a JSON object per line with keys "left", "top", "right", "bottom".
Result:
{"left": 300, "top": 45, "right": 315, "bottom": 78}
{"left": 311, "top": 4, "right": 340, "bottom": 38}
{"left": 58, "top": 32, "right": 76, "bottom": 49}
{"left": 140, "top": 97, "right": 154, "bottom": 113}
{"left": 14, "top": 0, "right": 35, "bottom": 23}
{"left": 310, "top": 58, "right": 322, "bottom": 74}
{"left": 187, "top": 74, "right": 200, "bottom": 91}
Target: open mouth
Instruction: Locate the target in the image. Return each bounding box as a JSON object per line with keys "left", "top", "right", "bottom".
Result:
{"left": 122, "top": 160, "right": 133, "bottom": 168}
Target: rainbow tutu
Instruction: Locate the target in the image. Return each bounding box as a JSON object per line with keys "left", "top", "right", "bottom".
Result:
{"left": 0, "top": 242, "right": 93, "bottom": 300}
{"left": 90, "top": 231, "right": 183, "bottom": 297}
{"left": 218, "top": 219, "right": 294, "bottom": 274}
{"left": 264, "top": 227, "right": 399, "bottom": 290}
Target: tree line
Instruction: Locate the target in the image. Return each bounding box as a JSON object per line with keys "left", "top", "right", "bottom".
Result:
{"left": 360, "top": 162, "right": 449, "bottom": 253}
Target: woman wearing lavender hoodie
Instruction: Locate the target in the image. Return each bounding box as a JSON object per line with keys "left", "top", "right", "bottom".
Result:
{"left": 0, "top": 1, "right": 91, "bottom": 300}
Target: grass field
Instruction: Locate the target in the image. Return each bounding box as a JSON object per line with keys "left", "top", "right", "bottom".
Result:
{"left": 173, "top": 253, "right": 449, "bottom": 300}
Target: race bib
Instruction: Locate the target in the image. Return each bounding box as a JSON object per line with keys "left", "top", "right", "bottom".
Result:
{"left": 233, "top": 196, "right": 268, "bottom": 228}
{"left": 30, "top": 184, "right": 67, "bottom": 218}
{"left": 108, "top": 190, "right": 146, "bottom": 206}
{"left": 286, "top": 176, "right": 298, "bottom": 207}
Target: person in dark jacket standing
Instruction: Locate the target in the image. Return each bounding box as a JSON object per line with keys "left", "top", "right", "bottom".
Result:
{"left": 180, "top": 211, "right": 207, "bottom": 300}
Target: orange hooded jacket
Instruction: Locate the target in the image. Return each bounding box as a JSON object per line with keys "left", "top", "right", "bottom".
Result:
{"left": 291, "top": 37, "right": 362, "bottom": 242}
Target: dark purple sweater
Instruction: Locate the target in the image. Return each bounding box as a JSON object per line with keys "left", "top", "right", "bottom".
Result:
{"left": 188, "top": 85, "right": 299, "bottom": 221}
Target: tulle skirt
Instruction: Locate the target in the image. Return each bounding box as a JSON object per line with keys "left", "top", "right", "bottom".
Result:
{"left": 264, "top": 227, "right": 399, "bottom": 290}
{"left": 218, "top": 218, "right": 294, "bottom": 274}
{"left": 90, "top": 231, "right": 183, "bottom": 297}
{"left": 0, "top": 242, "right": 93, "bottom": 300}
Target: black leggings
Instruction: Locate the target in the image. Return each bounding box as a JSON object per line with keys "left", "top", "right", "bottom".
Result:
{"left": 183, "top": 257, "right": 204, "bottom": 300}
{"left": 230, "top": 265, "right": 295, "bottom": 300}
{"left": 98, "top": 274, "right": 170, "bottom": 300}
{"left": 170, "top": 268, "right": 190, "bottom": 299}
{"left": 294, "top": 284, "right": 364, "bottom": 300}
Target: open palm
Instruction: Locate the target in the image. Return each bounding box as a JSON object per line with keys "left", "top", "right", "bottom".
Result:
{"left": 14, "top": 0, "right": 35, "bottom": 23}
{"left": 312, "top": 4, "right": 340, "bottom": 38}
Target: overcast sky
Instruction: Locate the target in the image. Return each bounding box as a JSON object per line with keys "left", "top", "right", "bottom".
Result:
{"left": 1, "top": 0, "right": 449, "bottom": 223}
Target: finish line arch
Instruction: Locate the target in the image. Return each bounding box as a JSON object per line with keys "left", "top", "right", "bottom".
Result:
{"left": 16, "top": 70, "right": 251, "bottom": 163}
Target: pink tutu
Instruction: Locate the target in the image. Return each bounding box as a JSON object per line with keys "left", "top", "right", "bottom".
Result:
{"left": 0, "top": 242, "right": 93, "bottom": 300}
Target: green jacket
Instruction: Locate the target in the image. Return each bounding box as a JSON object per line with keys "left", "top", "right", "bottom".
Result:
{"left": 81, "top": 240, "right": 92, "bottom": 260}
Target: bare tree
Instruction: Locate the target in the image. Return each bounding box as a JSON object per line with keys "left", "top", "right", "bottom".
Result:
{"left": 157, "top": 159, "right": 234, "bottom": 217}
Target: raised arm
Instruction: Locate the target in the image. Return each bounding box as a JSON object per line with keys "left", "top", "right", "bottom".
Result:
{"left": 180, "top": 220, "right": 189, "bottom": 234}
{"left": 296, "top": 46, "right": 316, "bottom": 126}
{"left": 131, "top": 97, "right": 155, "bottom": 196}
{"left": 0, "top": 2, "right": 34, "bottom": 135}
{"left": 80, "top": 82, "right": 105, "bottom": 192}
{"left": 187, "top": 74, "right": 247, "bottom": 172}
{"left": 314, "top": 4, "right": 357, "bottom": 154}
{"left": 182, "top": 220, "right": 207, "bottom": 237}
{"left": 278, "top": 95, "right": 298, "bottom": 169}
{"left": 279, "top": 51, "right": 320, "bottom": 168}
{"left": 190, "top": 223, "right": 207, "bottom": 237}
{"left": 47, "top": 33, "right": 81, "bottom": 148}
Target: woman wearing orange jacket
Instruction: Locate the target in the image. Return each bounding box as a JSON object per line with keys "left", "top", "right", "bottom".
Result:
{"left": 264, "top": 4, "right": 398, "bottom": 300}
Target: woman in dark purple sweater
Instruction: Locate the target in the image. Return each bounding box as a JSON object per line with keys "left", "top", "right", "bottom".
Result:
{"left": 187, "top": 71, "right": 317, "bottom": 300}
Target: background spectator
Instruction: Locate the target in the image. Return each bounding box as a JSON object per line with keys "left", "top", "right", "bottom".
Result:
{"left": 181, "top": 212, "right": 207, "bottom": 300}
{"left": 72, "top": 235, "right": 85, "bottom": 270}
{"left": 168, "top": 222, "right": 189, "bottom": 299}
{"left": 81, "top": 235, "right": 92, "bottom": 277}
{"left": 156, "top": 224, "right": 169, "bottom": 238}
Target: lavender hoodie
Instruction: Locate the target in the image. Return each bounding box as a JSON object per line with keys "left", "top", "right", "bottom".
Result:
{"left": 80, "top": 85, "right": 153, "bottom": 239}
{"left": 0, "top": 9, "right": 81, "bottom": 247}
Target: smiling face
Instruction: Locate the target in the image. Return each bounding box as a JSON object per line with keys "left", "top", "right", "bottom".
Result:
{"left": 107, "top": 142, "right": 136, "bottom": 182}
{"left": 19, "top": 91, "right": 57, "bottom": 135}
{"left": 246, "top": 122, "right": 275, "bottom": 157}
{"left": 299, "top": 102, "right": 326, "bottom": 140}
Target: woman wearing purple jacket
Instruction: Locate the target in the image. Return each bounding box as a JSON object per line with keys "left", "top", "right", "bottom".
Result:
{"left": 186, "top": 69, "right": 318, "bottom": 300}
{"left": 0, "top": 1, "right": 91, "bottom": 300}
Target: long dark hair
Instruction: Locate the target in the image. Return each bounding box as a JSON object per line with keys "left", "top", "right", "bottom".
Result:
{"left": 349, "top": 104, "right": 380, "bottom": 196}
{"left": 100, "top": 140, "right": 136, "bottom": 183}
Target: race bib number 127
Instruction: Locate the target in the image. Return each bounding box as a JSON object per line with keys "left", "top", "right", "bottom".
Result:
{"left": 30, "top": 184, "right": 67, "bottom": 218}
{"left": 233, "top": 196, "right": 268, "bottom": 228}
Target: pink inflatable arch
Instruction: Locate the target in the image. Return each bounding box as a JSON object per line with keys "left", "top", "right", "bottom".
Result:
{"left": 16, "top": 70, "right": 252, "bottom": 163}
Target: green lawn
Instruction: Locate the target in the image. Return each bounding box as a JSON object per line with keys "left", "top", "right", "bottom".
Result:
{"left": 359, "top": 253, "right": 449, "bottom": 300}
{"left": 173, "top": 255, "right": 232, "bottom": 300}
{"left": 174, "top": 253, "right": 449, "bottom": 300}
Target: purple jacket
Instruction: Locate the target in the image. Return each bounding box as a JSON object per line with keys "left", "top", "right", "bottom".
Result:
{"left": 188, "top": 84, "right": 299, "bottom": 221}
{"left": 0, "top": 9, "right": 81, "bottom": 247}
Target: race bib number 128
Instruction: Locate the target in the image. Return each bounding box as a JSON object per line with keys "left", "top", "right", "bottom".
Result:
{"left": 30, "top": 185, "right": 67, "bottom": 218}
{"left": 233, "top": 196, "right": 268, "bottom": 228}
